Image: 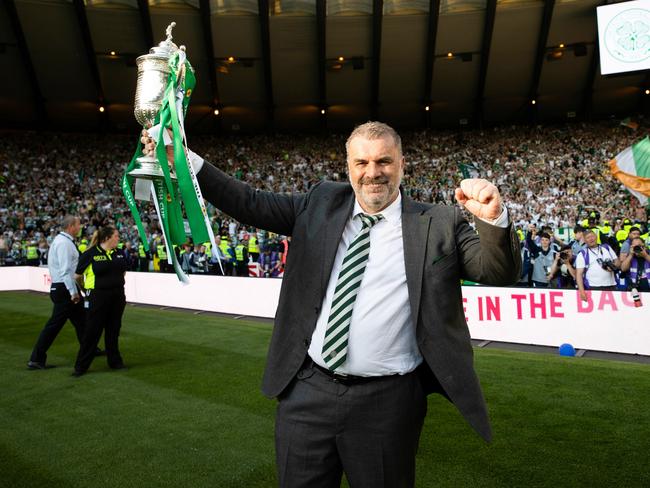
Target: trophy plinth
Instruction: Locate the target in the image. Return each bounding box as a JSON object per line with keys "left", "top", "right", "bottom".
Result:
{"left": 129, "top": 22, "right": 181, "bottom": 180}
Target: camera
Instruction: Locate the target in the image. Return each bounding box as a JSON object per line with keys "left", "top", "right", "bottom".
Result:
{"left": 633, "top": 245, "right": 644, "bottom": 254}
{"left": 559, "top": 251, "right": 570, "bottom": 260}
{"left": 597, "top": 258, "right": 618, "bottom": 272}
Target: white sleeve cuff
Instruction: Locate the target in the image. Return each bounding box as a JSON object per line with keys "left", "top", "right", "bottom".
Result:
{"left": 187, "top": 149, "right": 205, "bottom": 173}
{"left": 478, "top": 206, "right": 509, "bottom": 228}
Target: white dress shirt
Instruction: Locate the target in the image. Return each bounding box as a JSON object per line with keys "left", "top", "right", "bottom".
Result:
{"left": 308, "top": 193, "right": 509, "bottom": 377}
{"left": 48, "top": 232, "right": 79, "bottom": 296}
{"left": 308, "top": 193, "right": 422, "bottom": 376}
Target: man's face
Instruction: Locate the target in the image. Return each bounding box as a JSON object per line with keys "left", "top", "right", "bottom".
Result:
{"left": 585, "top": 231, "right": 597, "bottom": 247}
{"left": 541, "top": 237, "right": 550, "bottom": 249}
{"left": 630, "top": 230, "right": 641, "bottom": 240}
{"left": 68, "top": 219, "right": 81, "bottom": 237}
{"left": 347, "top": 135, "right": 404, "bottom": 214}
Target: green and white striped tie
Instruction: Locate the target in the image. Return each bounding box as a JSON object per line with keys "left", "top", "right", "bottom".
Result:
{"left": 322, "top": 213, "right": 384, "bottom": 371}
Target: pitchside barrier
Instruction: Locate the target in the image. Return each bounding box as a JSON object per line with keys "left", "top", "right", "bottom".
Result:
{"left": 1, "top": 266, "right": 648, "bottom": 356}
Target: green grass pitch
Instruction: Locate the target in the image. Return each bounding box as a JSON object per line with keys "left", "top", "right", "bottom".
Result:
{"left": 1, "top": 291, "right": 649, "bottom": 488}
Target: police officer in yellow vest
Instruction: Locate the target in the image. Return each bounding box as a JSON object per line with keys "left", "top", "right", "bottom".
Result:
{"left": 616, "top": 218, "right": 633, "bottom": 244}
{"left": 219, "top": 235, "right": 234, "bottom": 276}
{"left": 234, "top": 239, "right": 249, "bottom": 277}
{"left": 157, "top": 242, "right": 171, "bottom": 273}
{"left": 248, "top": 233, "right": 260, "bottom": 262}
{"left": 137, "top": 241, "right": 149, "bottom": 272}
{"left": 78, "top": 238, "right": 89, "bottom": 254}
{"left": 599, "top": 220, "right": 612, "bottom": 237}
{"left": 25, "top": 241, "right": 40, "bottom": 266}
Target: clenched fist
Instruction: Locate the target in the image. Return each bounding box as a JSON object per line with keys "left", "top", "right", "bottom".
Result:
{"left": 454, "top": 179, "right": 503, "bottom": 221}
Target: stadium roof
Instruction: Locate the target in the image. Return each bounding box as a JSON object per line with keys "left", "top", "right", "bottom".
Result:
{"left": 1, "top": 0, "right": 648, "bottom": 132}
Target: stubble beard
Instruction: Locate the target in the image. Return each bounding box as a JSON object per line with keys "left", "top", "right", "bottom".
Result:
{"left": 355, "top": 177, "right": 397, "bottom": 213}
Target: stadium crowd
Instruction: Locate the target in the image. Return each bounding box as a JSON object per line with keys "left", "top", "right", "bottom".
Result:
{"left": 1, "top": 121, "right": 649, "bottom": 289}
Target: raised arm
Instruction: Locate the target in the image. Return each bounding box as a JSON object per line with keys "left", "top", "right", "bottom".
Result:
{"left": 196, "top": 161, "right": 312, "bottom": 237}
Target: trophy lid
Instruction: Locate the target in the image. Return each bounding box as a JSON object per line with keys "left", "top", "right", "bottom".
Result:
{"left": 149, "top": 22, "right": 179, "bottom": 58}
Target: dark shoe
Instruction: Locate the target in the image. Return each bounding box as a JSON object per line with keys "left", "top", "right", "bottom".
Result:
{"left": 94, "top": 349, "right": 106, "bottom": 357}
{"left": 27, "top": 361, "right": 56, "bottom": 370}
{"left": 71, "top": 369, "right": 86, "bottom": 377}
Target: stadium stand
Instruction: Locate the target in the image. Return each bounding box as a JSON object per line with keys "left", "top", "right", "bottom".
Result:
{"left": 1, "top": 121, "right": 648, "bottom": 281}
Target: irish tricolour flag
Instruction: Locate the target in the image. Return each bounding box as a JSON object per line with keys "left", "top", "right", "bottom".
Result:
{"left": 608, "top": 137, "right": 650, "bottom": 205}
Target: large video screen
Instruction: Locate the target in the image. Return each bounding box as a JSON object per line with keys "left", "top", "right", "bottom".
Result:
{"left": 597, "top": 0, "right": 650, "bottom": 75}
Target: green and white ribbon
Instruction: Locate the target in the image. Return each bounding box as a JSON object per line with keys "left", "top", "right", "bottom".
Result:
{"left": 122, "top": 143, "right": 151, "bottom": 253}
{"left": 123, "top": 49, "right": 222, "bottom": 282}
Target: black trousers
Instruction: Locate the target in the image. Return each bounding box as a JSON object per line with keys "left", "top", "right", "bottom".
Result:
{"left": 74, "top": 288, "right": 126, "bottom": 372}
{"left": 30, "top": 283, "right": 85, "bottom": 364}
{"left": 235, "top": 262, "right": 248, "bottom": 276}
{"left": 275, "top": 361, "right": 427, "bottom": 488}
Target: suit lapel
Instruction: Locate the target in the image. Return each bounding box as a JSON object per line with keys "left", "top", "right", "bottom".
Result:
{"left": 402, "top": 194, "right": 431, "bottom": 327}
{"left": 319, "top": 192, "right": 354, "bottom": 299}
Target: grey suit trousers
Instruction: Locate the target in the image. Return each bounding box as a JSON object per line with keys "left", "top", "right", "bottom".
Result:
{"left": 275, "top": 360, "right": 428, "bottom": 488}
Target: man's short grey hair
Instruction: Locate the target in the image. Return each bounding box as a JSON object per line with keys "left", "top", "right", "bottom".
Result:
{"left": 345, "top": 121, "right": 402, "bottom": 157}
{"left": 62, "top": 215, "right": 79, "bottom": 231}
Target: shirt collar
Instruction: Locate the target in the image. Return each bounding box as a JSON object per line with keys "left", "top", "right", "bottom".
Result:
{"left": 60, "top": 231, "right": 74, "bottom": 241}
{"left": 352, "top": 192, "right": 402, "bottom": 223}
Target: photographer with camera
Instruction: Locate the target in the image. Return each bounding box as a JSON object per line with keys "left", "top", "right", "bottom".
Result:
{"left": 549, "top": 245, "right": 577, "bottom": 289}
{"left": 620, "top": 237, "right": 650, "bottom": 292}
{"left": 619, "top": 227, "right": 642, "bottom": 261}
{"left": 576, "top": 229, "right": 620, "bottom": 301}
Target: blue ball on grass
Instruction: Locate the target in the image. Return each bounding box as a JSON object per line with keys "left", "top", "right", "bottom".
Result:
{"left": 559, "top": 343, "right": 576, "bottom": 357}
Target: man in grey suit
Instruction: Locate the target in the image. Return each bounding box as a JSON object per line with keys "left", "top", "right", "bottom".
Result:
{"left": 143, "top": 122, "right": 520, "bottom": 487}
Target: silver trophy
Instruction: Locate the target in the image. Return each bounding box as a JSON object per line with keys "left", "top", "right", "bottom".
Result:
{"left": 129, "top": 22, "right": 184, "bottom": 180}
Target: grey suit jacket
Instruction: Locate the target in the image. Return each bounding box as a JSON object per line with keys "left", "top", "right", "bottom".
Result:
{"left": 197, "top": 162, "right": 521, "bottom": 442}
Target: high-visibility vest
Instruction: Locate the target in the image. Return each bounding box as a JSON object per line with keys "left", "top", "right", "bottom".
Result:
{"left": 157, "top": 244, "right": 167, "bottom": 260}
{"left": 203, "top": 241, "right": 212, "bottom": 258}
{"left": 219, "top": 238, "right": 230, "bottom": 259}
{"left": 516, "top": 229, "right": 525, "bottom": 242}
{"left": 26, "top": 246, "right": 38, "bottom": 259}
{"left": 235, "top": 244, "right": 245, "bottom": 262}
{"left": 78, "top": 241, "right": 88, "bottom": 253}
{"left": 249, "top": 235, "right": 259, "bottom": 253}
{"left": 616, "top": 229, "right": 629, "bottom": 244}
{"left": 138, "top": 244, "right": 146, "bottom": 258}
{"left": 599, "top": 224, "right": 612, "bottom": 236}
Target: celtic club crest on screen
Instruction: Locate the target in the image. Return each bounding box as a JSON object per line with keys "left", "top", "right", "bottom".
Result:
{"left": 605, "top": 8, "right": 650, "bottom": 63}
